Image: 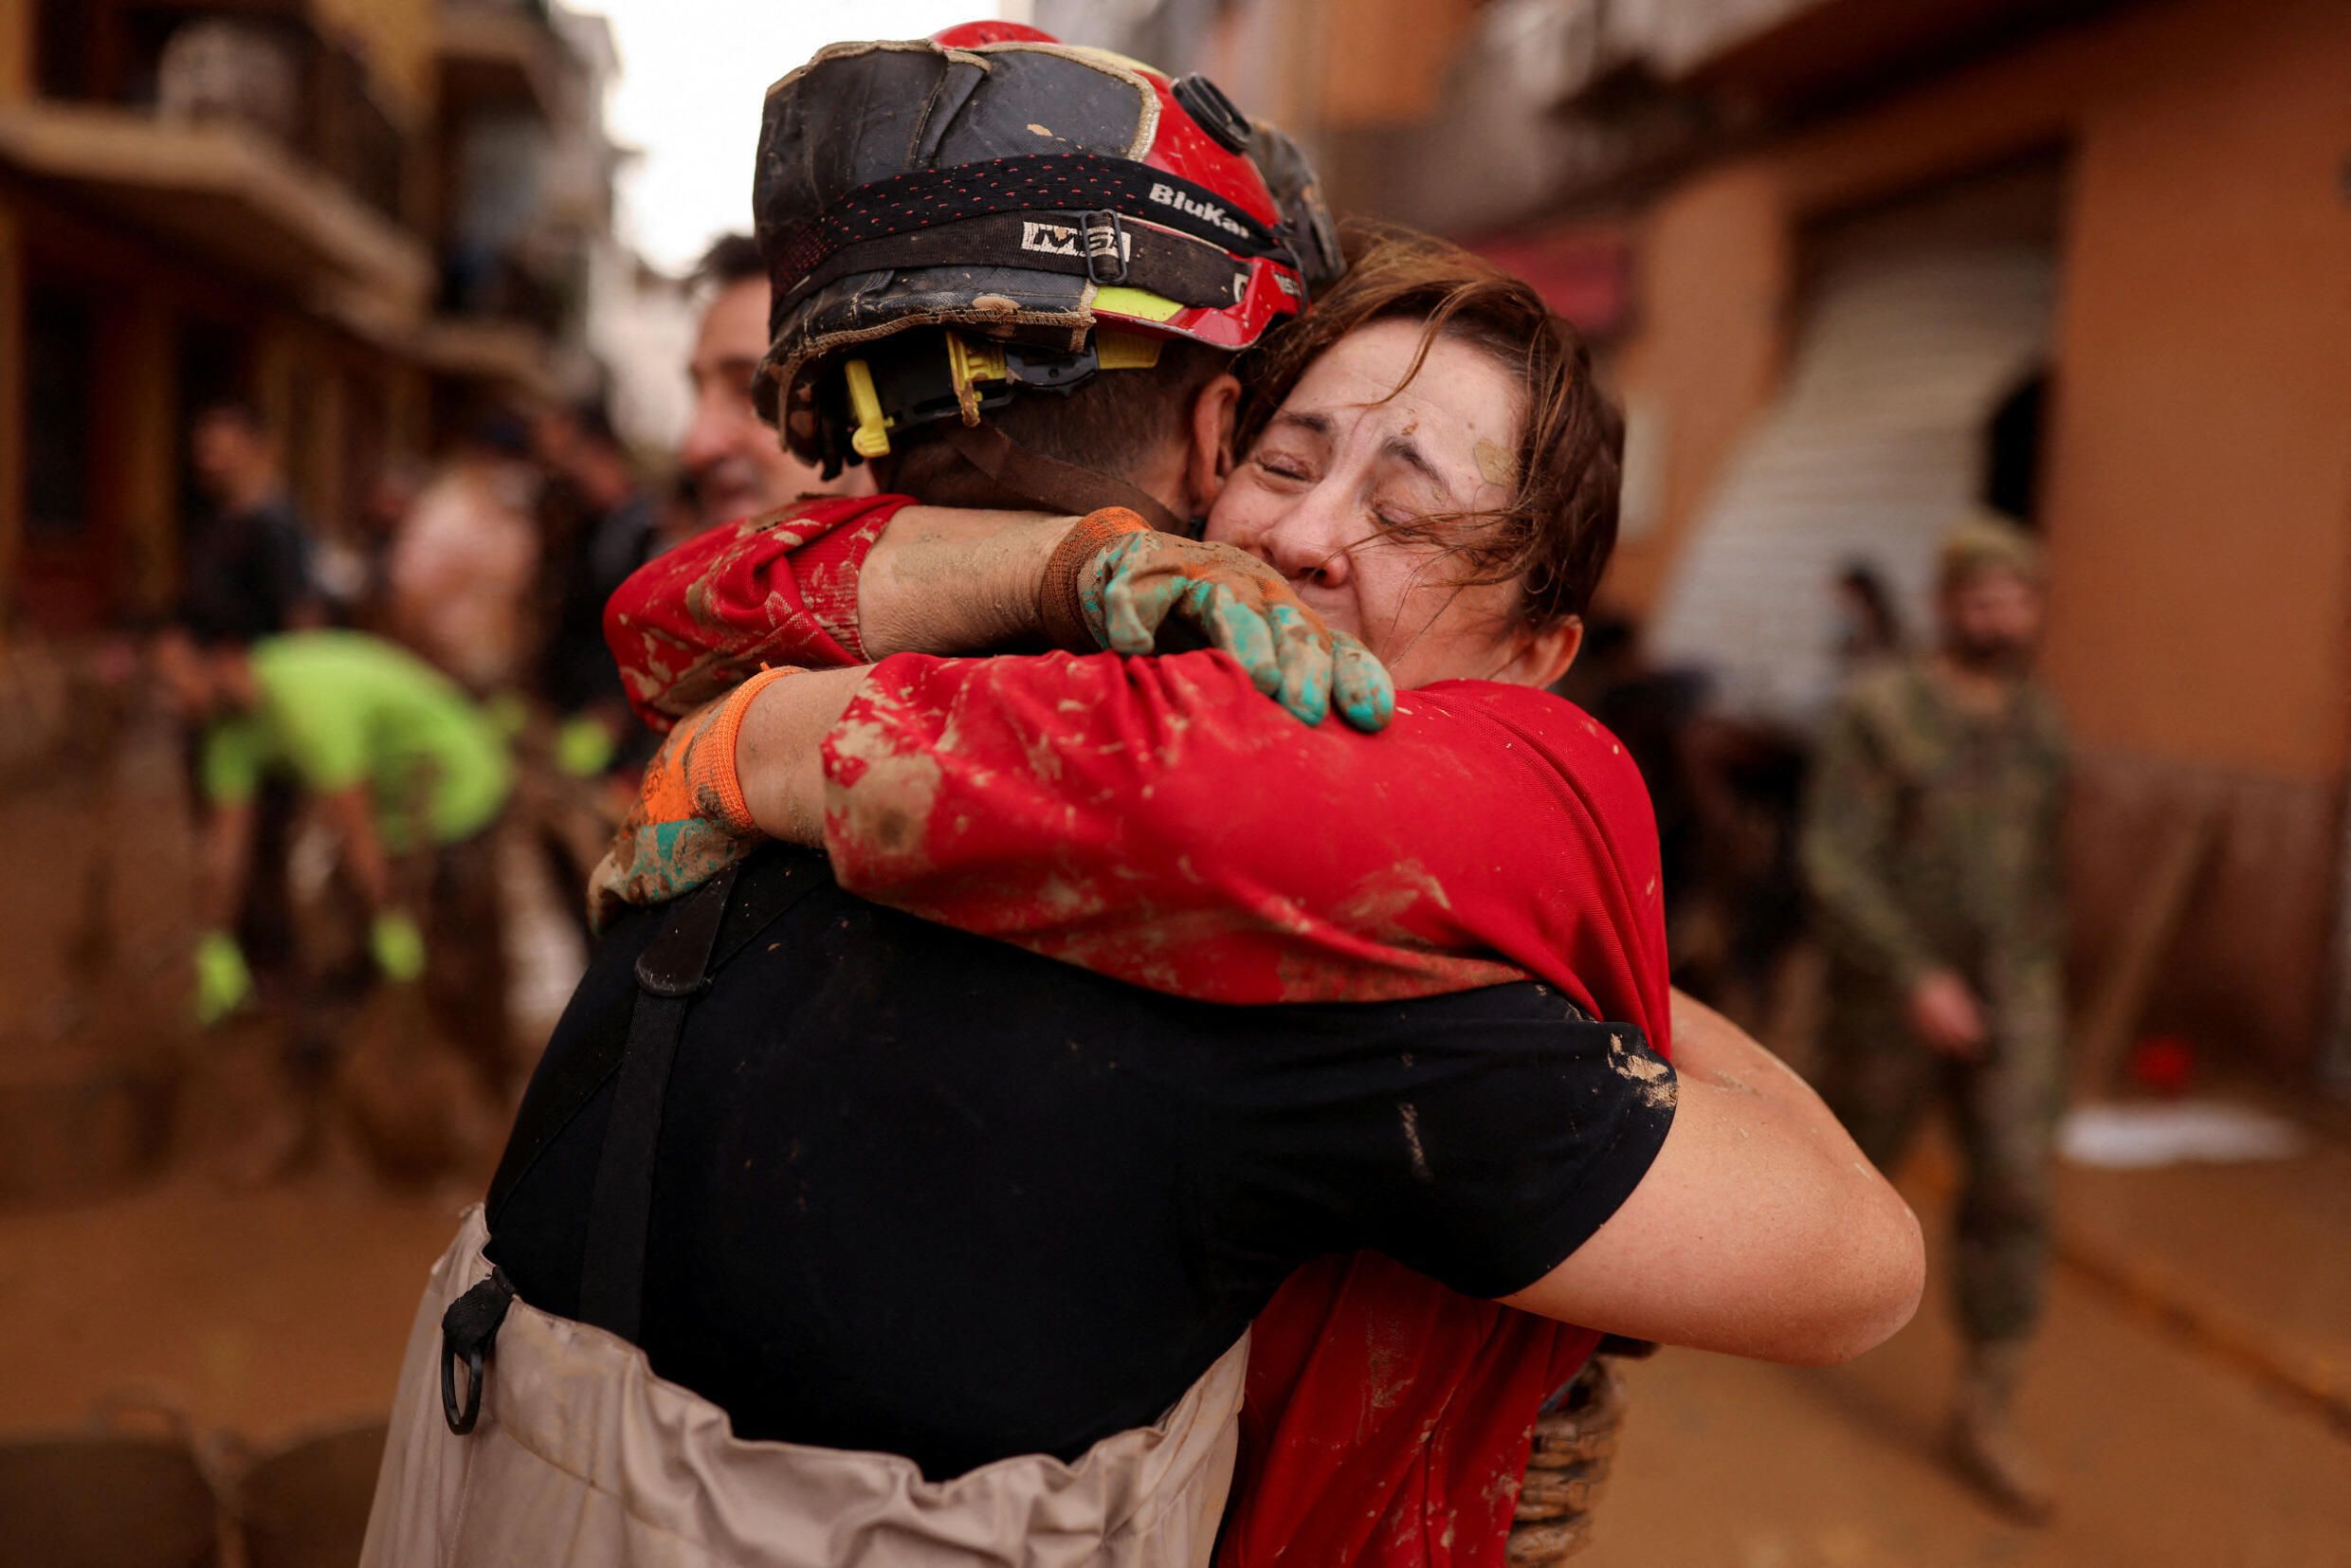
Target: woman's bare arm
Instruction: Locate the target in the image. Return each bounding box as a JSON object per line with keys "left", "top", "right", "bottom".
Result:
{"left": 1499, "top": 991, "right": 1923, "bottom": 1364}
{"left": 720, "top": 647, "right": 1917, "bottom": 1370}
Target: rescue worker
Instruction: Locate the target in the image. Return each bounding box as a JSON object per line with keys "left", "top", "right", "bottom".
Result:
{"left": 1801, "top": 513, "right": 2069, "bottom": 1521}
{"left": 176, "top": 398, "right": 322, "bottom": 982}
{"left": 159, "top": 627, "right": 517, "bottom": 1103}
{"left": 363, "top": 27, "right": 1921, "bottom": 1567}
{"left": 182, "top": 398, "right": 323, "bottom": 642}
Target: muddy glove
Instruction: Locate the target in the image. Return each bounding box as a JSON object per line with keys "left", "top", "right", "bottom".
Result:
{"left": 588, "top": 665, "right": 802, "bottom": 928}
{"left": 191, "top": 929, "right": 253, "bottom": 1028}
{"left": 1039, "top": 509, "right": 1395, "bottom": 733}
{"left": 369, "top": 911, "right": 428, "bottom": 984}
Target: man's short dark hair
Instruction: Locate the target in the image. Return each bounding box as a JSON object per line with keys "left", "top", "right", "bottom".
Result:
{"left": 467, "top": 409, "right": 535, "bottom": 460}
{"left": 695, "top": 233, "right": 766, "bottom": 292}
{"left": 565, "top": 396, "right": 623, "bottom": 451}
{"left": 878, "top": 337, "right": 1228, "bottom": 508}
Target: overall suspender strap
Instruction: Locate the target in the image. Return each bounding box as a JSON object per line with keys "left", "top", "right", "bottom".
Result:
{"left": 451, "top": 850, "right": 832, "bottom": 1434}
{"left": 574, "top": 865, "right": 740, "bottom": 1341}
{"left": 485, "top": 853, "right": 830, "bottom": 1222}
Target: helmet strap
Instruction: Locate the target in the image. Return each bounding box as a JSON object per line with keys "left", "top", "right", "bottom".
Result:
{"left": 937, "top": 422, "right": 1188, "bottom": 536}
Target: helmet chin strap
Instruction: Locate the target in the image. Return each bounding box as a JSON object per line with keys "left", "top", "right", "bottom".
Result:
{"left": 939, "top": 422, "right": 1190, "bottom": 536}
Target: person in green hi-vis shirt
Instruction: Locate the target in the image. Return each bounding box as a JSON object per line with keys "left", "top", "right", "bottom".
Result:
{"left": 155, "top": 628, "right": 517, "bottom": 1091}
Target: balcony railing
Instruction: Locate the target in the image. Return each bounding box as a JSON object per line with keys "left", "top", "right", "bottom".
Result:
{"left": 32, "top": 0, "right": 418, "bottom": 228}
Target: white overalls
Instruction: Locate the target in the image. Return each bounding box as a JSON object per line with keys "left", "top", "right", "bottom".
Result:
{"left": 360, "top": 1208, "right": 1245, "bottom": 1566}
{"left": 361, "top": 866, "right": 1245, "bottom": 1567}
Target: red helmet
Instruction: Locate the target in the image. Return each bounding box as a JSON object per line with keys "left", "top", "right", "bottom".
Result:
{"left": 750, "top": 24, "right": 1340, "bottom": 474}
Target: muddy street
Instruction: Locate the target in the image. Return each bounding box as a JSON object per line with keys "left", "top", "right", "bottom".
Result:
{"left": 1579, "top": 1160, "right": 2351, "bottom": 1568}
{"left": 5, "top": 712, "right": 2348, "bottom": 1564}
{"left": 4, "top": 1156, "right": 2347, "bottom": 1564}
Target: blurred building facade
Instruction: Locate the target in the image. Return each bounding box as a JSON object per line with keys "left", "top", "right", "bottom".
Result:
{"left": 0, "top": 0, "right": 622, "bottom": 629}
{"left": 1046, "top": 0, "right": 2351, "bottom": 1079}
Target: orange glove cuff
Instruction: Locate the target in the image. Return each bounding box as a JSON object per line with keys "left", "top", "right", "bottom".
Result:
{"left": 685, "top": 665, "right": 803, "bottom": 834}
{"left": 1039, "top": 507, "right": 1153, "bottom": 652}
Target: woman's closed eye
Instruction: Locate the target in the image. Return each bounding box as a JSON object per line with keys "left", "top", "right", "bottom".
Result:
{"left": 1251, "top": 452, "right": 1316, "bottom": 486}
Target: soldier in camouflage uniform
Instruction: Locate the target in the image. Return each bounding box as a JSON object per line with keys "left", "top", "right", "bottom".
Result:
{"left": 1800, "top": 514, "right": 2067, "bottom": 1521}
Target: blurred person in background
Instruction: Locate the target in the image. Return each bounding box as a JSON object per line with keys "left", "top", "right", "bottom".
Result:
{"left": 156, "top": 626, "right": 518, "bottom": 1106}
{"left": 680, "top": 232, "right": 871, "bottom": 531}
{"left": 534, "top": 397, "right": 661, "bottom": 783}
{"left": 652, "top": 469, "right": 705, "bottom": 556}
{"left": 1673, "top": 707, "right": 1811, "bottom": 1024}
{"left": 1801, "top": 513, "right": 2068, "bottom": 1522}
{"left": 387, "top": 413, "right": 541, "bottom": 697}
{"left": 184, "top": 398, "right": 324, "bottom": 641}
{"left": 312, "top": 456, "right": 430, "bottom": 629}
{"left": 174, "top": 397, "right": 323, "bottom": 981}
{"left": 1833, "top": 558, "right": 1906, "bottom": 677}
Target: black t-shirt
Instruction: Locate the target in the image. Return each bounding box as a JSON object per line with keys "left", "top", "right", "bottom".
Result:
{"left": 180, "top": 496, "right": 315, "bottom": 643}
{"left": 489, "top": 846, "right": 1675, "bottom": 1480}
{"left": 541, "top": 490, "right": 659, "bottom": 715}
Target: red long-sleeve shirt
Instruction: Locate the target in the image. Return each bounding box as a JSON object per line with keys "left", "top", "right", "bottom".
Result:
{"left": 606, "top": 496, "right": 1674, "bottom": 1567}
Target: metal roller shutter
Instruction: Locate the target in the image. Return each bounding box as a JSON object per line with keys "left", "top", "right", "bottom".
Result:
{"left": 1648, "top": 243, "right": 2053, "bottom": 728}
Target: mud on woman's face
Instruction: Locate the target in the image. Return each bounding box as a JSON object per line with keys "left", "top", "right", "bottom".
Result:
{"left": 1203, "top": 319, "right": 1529, "bottom": 689}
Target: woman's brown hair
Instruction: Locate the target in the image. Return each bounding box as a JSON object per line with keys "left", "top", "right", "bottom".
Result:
{"left": 1233, "top": 225, "right": 1623, "bottom": 630}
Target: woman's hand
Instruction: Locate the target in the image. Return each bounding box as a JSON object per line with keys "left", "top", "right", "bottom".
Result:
{"left": 191, "top": 929, "right": 254, "bottom": 1028}
{"left": 858, "top": 505, "right": 1396, "bottom": 733}
{"left": 1081, "top": 531, "right": 1394, "bottom": 732}
{"left": 1505, "top": 990, "right": 1925, "bottom": 1365}
{"left": 1907, "top": 968, "right": 1988, "bottom": 1059}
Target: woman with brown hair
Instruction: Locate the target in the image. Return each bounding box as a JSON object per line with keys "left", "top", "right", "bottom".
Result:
{"left": 571, "top": 228, "right": 1923, "bottom": 1565}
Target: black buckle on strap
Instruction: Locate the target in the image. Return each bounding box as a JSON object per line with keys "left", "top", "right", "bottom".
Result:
{"left": 1082, "top": 210, "right": 1127, "bottom": 285}
{"left": 439, "top": 1267, "right": 517, "bottom": 1435}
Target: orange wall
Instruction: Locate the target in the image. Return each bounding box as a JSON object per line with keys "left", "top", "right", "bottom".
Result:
{"left": 1611, "top": 0, "right": 2351, "bottom": 783}
{"left": 1605, "top": 169, "right": 1791, "bottom": 614}
{"left": 2037, "top": 0, "right": 2351, "bottom": 779}
{"left": 1313, "top": 0, "right": 1484, "bottom": 128}
{"left": 0, "top": 202, "right": 19, "bottom": 618}
{"left": 0, "top": 1, "right": 31, "bottom": 104}
{"left": 312, "top": 0, "right": 439, "bottom": 118}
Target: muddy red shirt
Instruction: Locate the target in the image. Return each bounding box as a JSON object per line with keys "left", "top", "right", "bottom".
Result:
{"left": 606, "top": 495, "right": 1675, "bottom": 1568}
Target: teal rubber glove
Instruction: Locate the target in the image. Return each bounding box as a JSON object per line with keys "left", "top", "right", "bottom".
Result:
{"left": 554, "top": 713, "right": 619, "bottom": 778}
{"left": 370, "top": 910, "right": 428, "bottom": 984}
{"left": 1082, "top": 532, "right": 1395, "bottom": 732}
{"left": 192, "top": 929, "right": 253, "bottom": 1028}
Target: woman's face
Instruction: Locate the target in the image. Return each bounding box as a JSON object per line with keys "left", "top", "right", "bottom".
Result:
{"left": 1205, "top": 319, "right": 1566, "bottom": 689}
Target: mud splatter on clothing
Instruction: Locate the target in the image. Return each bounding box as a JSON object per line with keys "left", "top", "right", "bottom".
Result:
{"left": 595, "top": 488, "right": 1680, "bottom": 1568}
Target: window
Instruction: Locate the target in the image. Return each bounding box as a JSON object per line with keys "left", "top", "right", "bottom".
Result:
{"left": 23, "top": 282, "right": 97, "bottom": 543}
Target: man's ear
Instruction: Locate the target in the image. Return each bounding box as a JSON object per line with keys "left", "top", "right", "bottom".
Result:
{"left": 1496, "top": 615, "right": 1585, "bottom": 689}
{"left": 1182, "top": 373, "right": 1243, "bottom": 516}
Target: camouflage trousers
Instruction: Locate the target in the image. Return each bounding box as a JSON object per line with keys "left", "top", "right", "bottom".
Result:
{"left": 1817, "top": 957, "right": 2065, "bottom": 1346}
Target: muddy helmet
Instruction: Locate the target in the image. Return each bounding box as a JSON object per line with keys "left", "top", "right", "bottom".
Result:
{"left": 750, "top": 22, "right": 1342, "bottom": 479}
